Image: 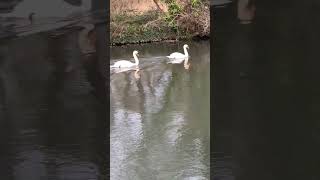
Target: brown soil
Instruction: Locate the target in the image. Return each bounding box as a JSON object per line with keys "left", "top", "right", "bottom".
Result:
{"left": 110, "top": 0, "right": 167, "bottom": 16}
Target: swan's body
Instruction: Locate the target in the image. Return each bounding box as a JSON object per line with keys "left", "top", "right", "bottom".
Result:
{"left": 167, "top": 44, "right": 190, "bottom": 63}
{"left": 112, "top": 60, "right": 136, "bottom": 67}
{"left": 110, "top": 50, "right": 139, "bottom": 68}
{"left": 167, "top": 56, "right": 186, "bottom": 64}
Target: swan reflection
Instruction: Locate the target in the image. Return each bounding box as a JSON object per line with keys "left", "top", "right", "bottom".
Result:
{"left": 238, "top": 0, "right": 255, "bottom": 24}
{"left": 184, "top": 57, "right": 191, "bottom": 70}
{"left": 134, "top": 68, "right": 140, "bottom": 80}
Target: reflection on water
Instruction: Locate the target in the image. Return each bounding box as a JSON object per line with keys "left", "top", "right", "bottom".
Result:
{"left": 212, "top": 1, "right": 320, "bottom": 180}
{"left": 1, "top": 0, "right": 91, "bottom": 18}
{"left": 0, "top": 25, "right": 107, "bottom": 179}
{"left": 0, "top": 0, "right": 108, "bottom": 40}
{"left": 110, "top": 41, "right": 210, "bottom": 179}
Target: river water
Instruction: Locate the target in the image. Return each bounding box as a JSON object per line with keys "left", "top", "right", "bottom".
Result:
{"left": 0, "top": 29, "right": 108, "bottom": 180}
{"left": 212, "top": 1, "right": 320, "bottom": 180}
{"left": 110, "top": 41, "right": 210, "bottom": 179}
{"left": 0, "top": 1, "right": 108, "bottom": 179}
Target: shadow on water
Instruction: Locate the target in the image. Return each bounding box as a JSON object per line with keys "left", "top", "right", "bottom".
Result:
{"left": 212, "top": 0, "right": 320, "bottom": 180}
{"left": 110, "top": 41, "right": 210, "bottom": 179}
{"left": 0, "top": 0, "right": 108, "bottom": 179}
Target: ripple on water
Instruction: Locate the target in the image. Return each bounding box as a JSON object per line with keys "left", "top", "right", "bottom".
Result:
{"left": 110, "top": 41, "right": 210, "bottom": 179}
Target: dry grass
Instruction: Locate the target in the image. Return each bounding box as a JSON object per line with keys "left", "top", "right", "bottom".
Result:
{"left": 177, "top": 2, "right": 210, "bottom": 37}
{"left": 111, "top": 0, "right": 167, "bottom": 16}
{"left": 110, "top": 11, "right": 176, "bottom": 45}
{"left": 110, "top": 0, "right": 210, "bottom": 45}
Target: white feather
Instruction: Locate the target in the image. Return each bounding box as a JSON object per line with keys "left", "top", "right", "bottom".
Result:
{"left": 110, "top": 50, "right": 139, "bottom": 69}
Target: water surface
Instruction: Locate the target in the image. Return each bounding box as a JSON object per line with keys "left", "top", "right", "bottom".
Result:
{"left": 110, "top": 41, "right": 210, "bottom": 179}
{"left": 212, "top": 1, "right": 320, "bottom": 179}
{"left": 0, "top": 27, "right": 107, "bottom": 180}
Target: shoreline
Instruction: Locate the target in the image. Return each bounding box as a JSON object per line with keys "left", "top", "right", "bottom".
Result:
{"left": 110, "top": 35, "right": 210, "bottom": 46}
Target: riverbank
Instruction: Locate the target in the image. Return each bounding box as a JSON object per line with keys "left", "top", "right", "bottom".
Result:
{"left": 110, "top": 0, "right": 210, "bottom": 46}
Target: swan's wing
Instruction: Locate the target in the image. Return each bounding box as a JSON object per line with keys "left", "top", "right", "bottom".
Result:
{"left": 168, "top": 52, "right": 184, "bottom": 56}
{"left": 113, "top": 67, "right": 136, "bottom": 73}
{"left": 167, "top": 52, "right": 185, "bottom": 59}
{"left": 112, "top": 60, "right": 133, "bottom": 67}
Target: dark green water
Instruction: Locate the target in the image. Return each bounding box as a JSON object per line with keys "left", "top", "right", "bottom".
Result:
{"left": 0, "top": 29, "right": 107, "bottom": 180}
{"left": 110, "top": 41, "right": 210, "bottom": 179}
{"left": 212, "top": 1, "right": 320, "bottom": 180}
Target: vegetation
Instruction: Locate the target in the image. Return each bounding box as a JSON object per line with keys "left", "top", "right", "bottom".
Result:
{"left": 110, "top": 0, "right": 210, "bottom": 45}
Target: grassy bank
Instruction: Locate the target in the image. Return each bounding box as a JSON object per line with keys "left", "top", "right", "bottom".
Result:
{"left": 110, "top": 0, "right": 210, "bottom": 45}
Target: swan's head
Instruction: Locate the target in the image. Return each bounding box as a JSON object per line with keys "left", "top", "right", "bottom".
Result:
{"left": 183, "top": 44, "right": 189, "bottom": 49}
{"left": 133, "top": 50, "right": 139, "bottom": 57}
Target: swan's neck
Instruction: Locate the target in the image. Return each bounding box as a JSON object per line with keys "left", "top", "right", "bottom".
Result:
{"left": 133, "top": 54, "right": 139, "bottom": 65}
{"left": 183, "top": 47, "right": 189, "bottom": 57}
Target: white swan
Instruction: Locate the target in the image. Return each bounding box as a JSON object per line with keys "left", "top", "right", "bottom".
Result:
{"left": 167, "top": 44, "right": 190, "bottom": 63}
{"left": 110, "top": 50, "right": 139, "bottom": 68}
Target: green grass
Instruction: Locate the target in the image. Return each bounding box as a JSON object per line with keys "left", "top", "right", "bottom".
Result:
{"left": 110, "top": 11, "right": 191, "bottom": 45}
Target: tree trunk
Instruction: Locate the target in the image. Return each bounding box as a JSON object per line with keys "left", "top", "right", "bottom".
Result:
{"left": 152, "top": 0, "right": 164, "bottom": 12}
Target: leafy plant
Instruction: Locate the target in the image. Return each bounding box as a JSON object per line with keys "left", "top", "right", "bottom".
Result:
{"left": 191, "top": 0, "right": 201, "bottom": 8}
{"left": 161, "top": 0, "right": 182, "bottom": 32}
